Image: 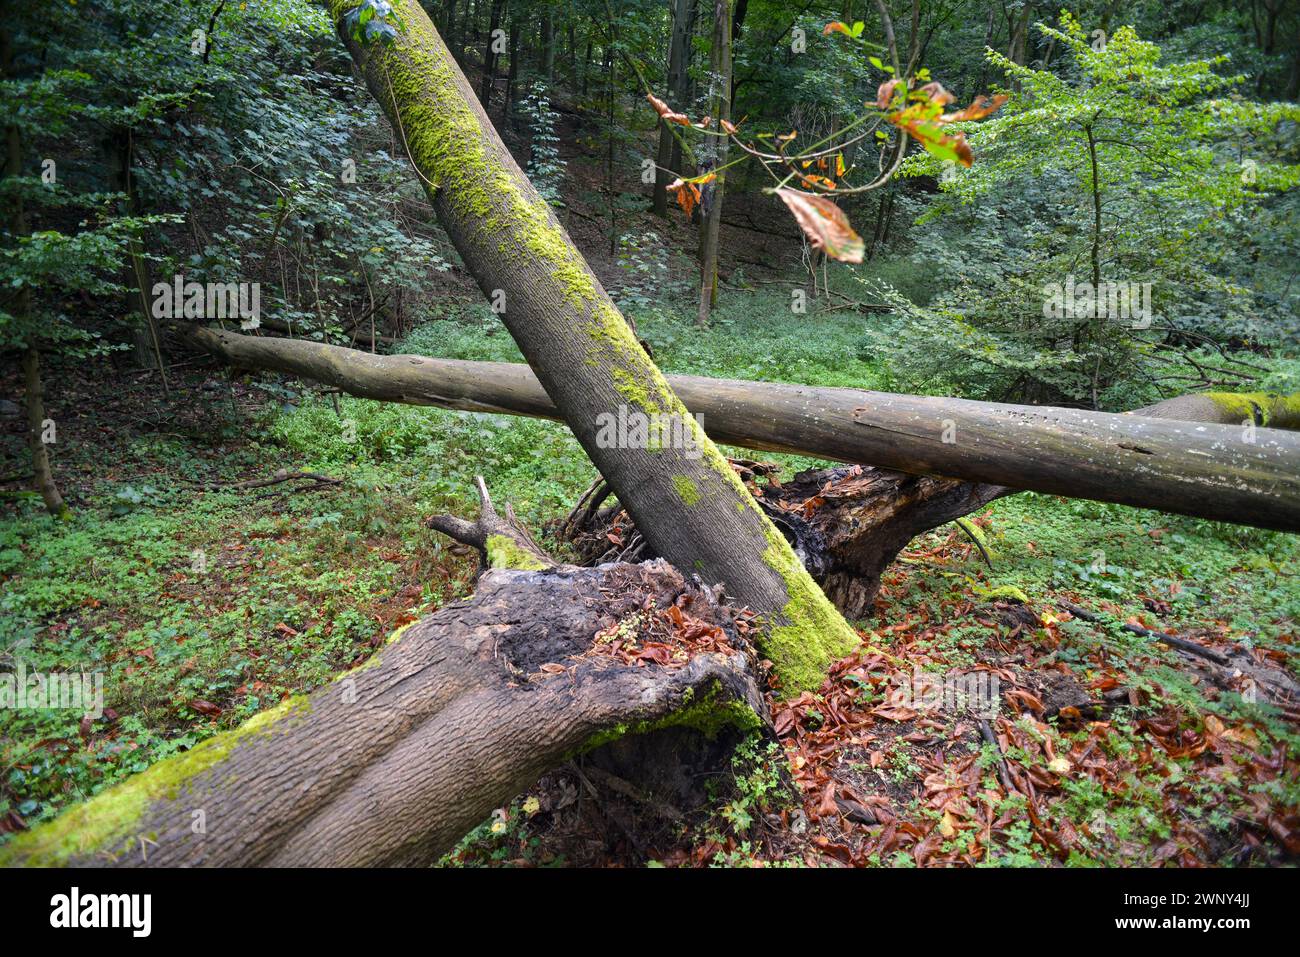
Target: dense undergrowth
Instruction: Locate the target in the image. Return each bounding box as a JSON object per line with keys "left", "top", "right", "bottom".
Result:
{"left": 3, "top": 288, "right": 1296, "bottom": 865}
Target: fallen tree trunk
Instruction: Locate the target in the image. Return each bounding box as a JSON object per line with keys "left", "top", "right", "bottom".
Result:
{"left": 1138, "top": 392, "right": 1300, "bottom": 430}
{"left": 314, "top": 0, "right": 859, "bottom": 693}
{"left": 757, "top": 466, "right": 1007, "bottom": 619}
{"left": 186, "top": 325, "right": 1300, "bottom": 533}
{"left": 1, "top": 486, "right": 765, "bottom": 867}
{"left": 556, "top": 464, "right": 1300, "bottom": 708}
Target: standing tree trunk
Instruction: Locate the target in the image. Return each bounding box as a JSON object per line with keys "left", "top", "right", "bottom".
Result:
{"left": 606, "top": 44, "right": 617, "bottom": 256}
{"left": 731, "top": 0, "right": 748, "bottom": 42}
{"left": 696, "top": 0, "right": 731, "bottom": 327}
{"left": 443, "top": 0, "right": 458, "bottom": 60}
{"left": 1287, "top": 22, "right": 1300, "bottom": 100}
{"left": 973, "top": 0, "right": 996, "bottom": 93}
{"left": 459, "top": 0, "right": 473, "bottom": 52}
{"left": 105, "top": 132, "right": 167, "bottom": 383}
{"left": 653, "top": 0, "right": 695, "bottom": 216}
{"left": 22, "top": 348, "right": 66, "bottom": 518}
{"left": 319, "top": 0, "right": 858, "bottom": 692}
{"left": 567, "top": 23, "right": 576, "bottom": 83}
{"left": 504, "top": 17, "right": 520, "bottom": 125}
{"left": 478, "top": 0, "right": 504, "bottom": 106}
{"left": 869, "top": 182, "right": 895, "bottom": 259}
{"left": 3, "top": 36, "right": 67, "bottom": 517}
{"left": 1006, "top": 1, "right": 1033, "bottom": 91}
{"left": 669, "top": 1, "right": 699, "bottom": 181}
{"left": 540, "top": 9, "right": 555, "bottom": 82}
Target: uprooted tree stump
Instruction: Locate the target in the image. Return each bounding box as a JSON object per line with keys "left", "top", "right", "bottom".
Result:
{"left": 1, "top": 483, "right": 766, "bottom": 867}
{"left": 555, "top": 460, "right": 1008, "bottom": 620}
{"left": 553, "top": 463, "right": 1300, "bottom": 715}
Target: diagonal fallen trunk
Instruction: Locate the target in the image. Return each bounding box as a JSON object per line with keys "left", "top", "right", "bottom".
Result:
{"left": 313, "top": 0, "right": 858, "bottom": 694}
{"left": 0, "top": 487, "right": 765, "bottom": 867}
{"left": 186, "top": 325, "right": 1300, "bottom": 533}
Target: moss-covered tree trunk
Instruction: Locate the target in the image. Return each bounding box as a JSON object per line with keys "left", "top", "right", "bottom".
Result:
{"left": 1, "top": 497, "right": 765, "bottom": 867}
{"left": 320, "top": 0, "right": 858, "bottom": 691}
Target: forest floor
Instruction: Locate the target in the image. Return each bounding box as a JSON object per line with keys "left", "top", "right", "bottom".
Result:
{"left": 2, "top": 291, "right": 1297, "bottom": 867}
{"left": 2, "top": 87, "right": 1298, "bottom": 865}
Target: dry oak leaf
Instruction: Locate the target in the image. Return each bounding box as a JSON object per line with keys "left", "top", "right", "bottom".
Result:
{"left": 945, "top": 93, "right": 1009, "bottom": 122}
{"left": 917, "top": 81, "right": 956, "bottom": 106}
{"left": 876, "top": 78, "right": 904, "bottom": 109}
{"left": 892, "top": 90, "right": 1006, "bottom": 167}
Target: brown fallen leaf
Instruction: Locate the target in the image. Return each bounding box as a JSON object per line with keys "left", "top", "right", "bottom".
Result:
{"left": 876, "top": 78, "right": 903, "bottom": 109}
{"left": 938, "top": 810, "right": 957, "bottom": 838}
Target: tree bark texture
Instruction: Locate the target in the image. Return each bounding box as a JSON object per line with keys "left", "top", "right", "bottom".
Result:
{"left": 185, "top": 325, "right": 1300, "bottom": 533}
{"left": 653, "top": 0, "right": 695, "bottom": 217}
{"left": 696, "top": 0, "right": 732, "bottom": 326}
{"left": 1, "top": 535, "right": 764, "bottom": 866}
{"left": 22, "top": 348, "right": 67, "bottom": 517}
{"left": 316, "top": 0, "right": 860, "bottom": 693}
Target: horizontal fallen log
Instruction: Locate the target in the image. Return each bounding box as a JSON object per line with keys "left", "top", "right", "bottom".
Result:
{"left": 1, "top": 486, "right": 765, "bottom": 867}
{"left": 186, "top": 325, "right": 1300, "bottom": 533}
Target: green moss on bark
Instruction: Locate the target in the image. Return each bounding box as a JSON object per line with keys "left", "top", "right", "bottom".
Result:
{"left": 760, "top": 526, "right": 861, "bottom": 695}
{"left": 576, "top": 683, "right": 762, "bottom": 754}
{"left": 486, "top": 534, "right": 548, "bottom": 570}
{"left": 673, "top": 475, "right": 701, "bottom": 506}
{"left": 330, "top": 0, "right": 858, "bottom": 695}
{"left": 1204, "top": 391, "right": 1300, "bottom": 428}
{"left": 1, "top": 695, "right": 311, "bottom": 866}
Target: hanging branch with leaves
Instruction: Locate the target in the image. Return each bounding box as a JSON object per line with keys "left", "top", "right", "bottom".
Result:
{"left": 645, "top": 8, "right": 1006, "bottom": 264}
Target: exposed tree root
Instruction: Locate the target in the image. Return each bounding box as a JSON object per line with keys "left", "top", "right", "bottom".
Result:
{"left": 555, "top": 461, "right": 1007, "bottom": 619}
